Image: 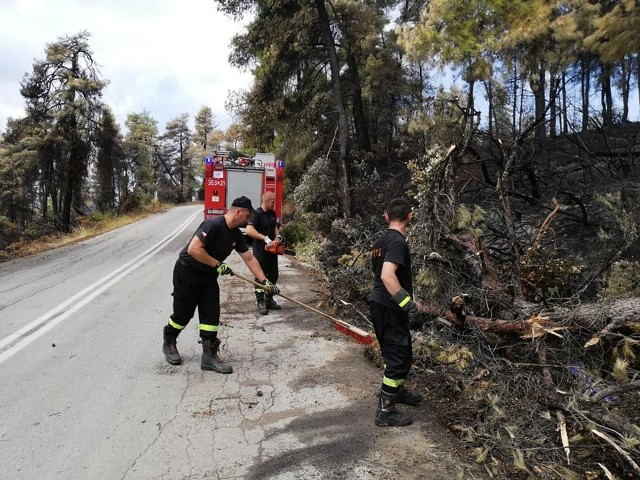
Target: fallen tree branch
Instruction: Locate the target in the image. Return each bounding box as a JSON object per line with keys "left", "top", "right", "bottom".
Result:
{"left": 558, "top": 411, "right": 571, "bottom": 465}
{"left": 419, "top": 297, "right": 640, "bottom": 337}
{"left": 592, "top": 429, "right": 640, "bottom": 475}
{"left": 531, "top": 198, "right": 561, "bottom": 255}
{"left": 588, "top": 382, "right": 640, "bottom": 403}
{"left": 585, "top": 317, "right": 631, "bottom": 348}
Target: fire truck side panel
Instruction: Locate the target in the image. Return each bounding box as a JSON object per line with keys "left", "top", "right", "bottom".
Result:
{"left": 204, "top": 165, "right": 227, "bottom": 218}
{"left": 203, "top": 154, "right": 284, "bottom": 221}
{"left": 274, "top": 166, "right": 284, "bottom": 221}
{"left": 262, "top": 165, "right": 279, "bottom": 220}
{"left": 225, "top": 168, "right": 264, "bottom": 213}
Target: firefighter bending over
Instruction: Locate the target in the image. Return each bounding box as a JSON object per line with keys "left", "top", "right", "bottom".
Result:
{"left": 245, "top": 191, "right": 281, "bottom": 315}
{"left": 162, "top": 196, "right": 279, "bottom": 373}
{"left": 369, "top": 198, "right": 425, "bottom": 426}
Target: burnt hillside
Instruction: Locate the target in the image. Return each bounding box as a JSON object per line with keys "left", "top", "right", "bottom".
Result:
{"left": 307, "top": 123, "right": 640, "bottom": 479}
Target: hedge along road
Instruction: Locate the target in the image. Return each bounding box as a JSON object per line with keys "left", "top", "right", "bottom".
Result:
{"left": 0, "top": 204, "right": 488, "bottom": 480}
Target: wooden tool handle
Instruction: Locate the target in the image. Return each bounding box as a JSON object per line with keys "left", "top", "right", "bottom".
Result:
{"left": 232, "top": 272, "right": 369, "bottom": 337}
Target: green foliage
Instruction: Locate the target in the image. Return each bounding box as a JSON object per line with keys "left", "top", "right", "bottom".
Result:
{"left": 330, "top": 217, "right": 360, "bottom": 247}
{"left": 399, "top": 0, "right": 509, "bottom": 81}
{"left": 349, "top": 155, "right": 382, "bottom": 215}
{"left": 125, "top": 111, "right": 159, "bottom": 142}
{"left": 162, "top": 113, "right": 194, "bottom": 202}
{"left": 415, "top": 266, "right": 441, "bottom": 296}
{"left": 597, "top": 191, "right": 639, "bottom": 248}
{"left": 157, "top": 187, "right": 178, "bottom": 204}
{"left": 0, "top": 216, "right": 20, "bottom": 250}
{"left": 20, "top": 31, "right": 106, "bottom": 232}
{"left": 454, "top": 203, "right": 486, "bottom": 237}
{"left": 0, "top": 125, "right": 40, "bottom": 226}
{"left": 193, "top": 106, "right": 216, "bottom": 150}
{"left": 22, "top": 216, "right": 60, "bottom": 240}
{"left": 519, "top": 248, "right": 582, "bottom": 302}
{"left": 86, "top": 210, "right": 116, "bottom": 224}
{"left": 124, "top": 111, "right": 159, "bottom": 202}
{"left": 408, "top": 144, "right": 458, "bottom": 245}
{"left": 290, "top": 231, "right": 324, "bottom": 273}
{"left": 279, "top": 221, "right": 309, "bottom": 246}
{"left": 293, "top": 157, "right": 340, "bottom": 215}
{"left": 407, "top": 143, "right": 460, "bottom": 253}
{"left": 585, "top": 0, "right": 640, "bottom": 62}
{"left": 408, "top": 144, "right": 450, "bottom": 203}
{"left": 302, "top": 211, "right": 337, "bottom": 236}
{"left": 95, "top": 107, "right": 123, "bottom": 212}
{"left": 120, "top": 188, "right": 152, "bottom": 213}
{"left": 406, "top": 86, "right": 469, "bottom": 144}
{"left": 599, "top": 260, "right": 640, "bottom": 300}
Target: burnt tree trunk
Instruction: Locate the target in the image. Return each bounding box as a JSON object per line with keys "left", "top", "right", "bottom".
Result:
{"left": 422, "top": 297, "right": 640, "bottom": 338}
{"left": 316, "top": 0, "right": 351, "bottom": 216}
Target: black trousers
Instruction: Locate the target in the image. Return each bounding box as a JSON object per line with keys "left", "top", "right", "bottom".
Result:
{"left": 253, "top": 248, "right": 279, "bottom": 284}
{"left": 169, "top": 260, "right": 220, "bottom": 341}
{"left": 370, "top": 301, "right": 412, "bottom": 393}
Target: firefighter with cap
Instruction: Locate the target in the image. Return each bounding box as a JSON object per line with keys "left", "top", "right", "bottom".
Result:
{"left": 162, "top": 196, "right": 280, "bottom": 374}
{"left": 245, "top": 191, "right": 281, "bottom": 315}
{"left": 369, "top": 198, "right": 425, "bottom": 426}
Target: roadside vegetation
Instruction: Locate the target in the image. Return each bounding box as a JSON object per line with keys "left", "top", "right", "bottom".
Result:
{"left": 0, "top": 202, "right": 169, "bottom": 260}
{"left": 1, "top": 1, "right": 639, "bottom": 478}
{"left": 285, "top": 131, "right": 640, "bottom": 479}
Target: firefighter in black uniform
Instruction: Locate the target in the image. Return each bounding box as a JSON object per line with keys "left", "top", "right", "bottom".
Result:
{"left": 245, "top": 191, "right": 281, "bottom": 315}
{"left": 162, "top": 196, "right": 280, "bottom": 374}
{"left": 369, "top": 198, "right": 425, "bottom": 426}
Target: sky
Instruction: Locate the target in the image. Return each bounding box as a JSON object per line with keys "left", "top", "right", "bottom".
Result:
{"left": 0, "top": 0, "right": 252, "bottom": 134}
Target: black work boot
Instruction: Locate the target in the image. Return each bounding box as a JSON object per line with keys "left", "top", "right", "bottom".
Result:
{"left": 396, "top": 385, "right": 423, "bottom": 406}
{"left": 375, "top": 390, "right": 412, "bottom": 427}
{"left": 265, "top": 293, "right": 281, "bottom": 310}
{"left": 201, "top": 339, "right": 233, "bottom": 374}
{"left": 162, "top": 325, "right": 182, "bottom": 365}
{"left": 255, "top": 291, "right": 268, "bottom": 315}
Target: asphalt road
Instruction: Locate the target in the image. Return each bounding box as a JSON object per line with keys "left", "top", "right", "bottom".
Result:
{"left": 0, "top": 205, "right": 488, "bottom": 480}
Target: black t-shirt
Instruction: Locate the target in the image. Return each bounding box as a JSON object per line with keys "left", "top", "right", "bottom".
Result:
{"left": 178, "top": 216, "right": 248, "bottom": 274}
{"left": 248, "top": 207, "right": 279, "bottom": 253}
{"left": 369, "top": 229, "right": 413, "bottom": 308}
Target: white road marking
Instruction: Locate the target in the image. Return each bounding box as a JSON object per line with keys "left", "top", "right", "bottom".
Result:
{"left": 0, "top": 210, "right": 199, "bottom": 365}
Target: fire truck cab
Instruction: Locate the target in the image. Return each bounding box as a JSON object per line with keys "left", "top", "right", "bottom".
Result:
{"left": 203, "top": 151, "right": 284, "bottom": 222}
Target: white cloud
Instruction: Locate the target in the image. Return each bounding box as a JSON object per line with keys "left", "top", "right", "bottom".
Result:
{"left": 0, "top": 0, "right": 253, "bottom": 132}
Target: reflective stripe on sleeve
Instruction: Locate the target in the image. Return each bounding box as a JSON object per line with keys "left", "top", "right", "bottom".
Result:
{"left": 398, "top": 296, "right": 411, "bottom": 308}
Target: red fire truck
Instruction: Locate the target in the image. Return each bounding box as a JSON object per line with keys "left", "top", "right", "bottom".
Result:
{"left": 203, "top": 151, "right": 285, "bottom": 221}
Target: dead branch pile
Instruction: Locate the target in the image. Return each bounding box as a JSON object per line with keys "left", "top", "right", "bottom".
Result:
{"left": 410, "top": 296, "right": 640, "bottom": 479}
{"left": 327, "top": 246, "right": 640, "bottom": 478}
{"left": 308, "top": 126, "right": 640, "bottom": 478}
{"left": 398, "top": 134, "right": 640, "bottom": 478}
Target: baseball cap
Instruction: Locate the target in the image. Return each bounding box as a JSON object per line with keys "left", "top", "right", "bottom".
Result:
{"left": 231, "top": 196, "right": 255, "bottom": 212}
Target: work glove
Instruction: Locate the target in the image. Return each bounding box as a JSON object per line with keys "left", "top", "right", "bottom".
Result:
{"left": 392, "top": 288, "right": 423, "bottom": 330}
{"left": 216, "top": 262, "right": 234, "bottom": 276}
{"left": 260, "top": 279, "right": 280, "bottom": 295}
{"left": 276, "top": 234, "right": 283, "bottom": 242}
{"left": 408, "top": 308, "right": 425, "bottom": 331}
{"left": 264, "top": 236, "right": 273, "bottom": 246}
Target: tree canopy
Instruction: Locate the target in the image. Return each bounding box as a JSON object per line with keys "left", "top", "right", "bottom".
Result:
{"left": 1, "top": 5, "right": 639, "bottom": 477}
